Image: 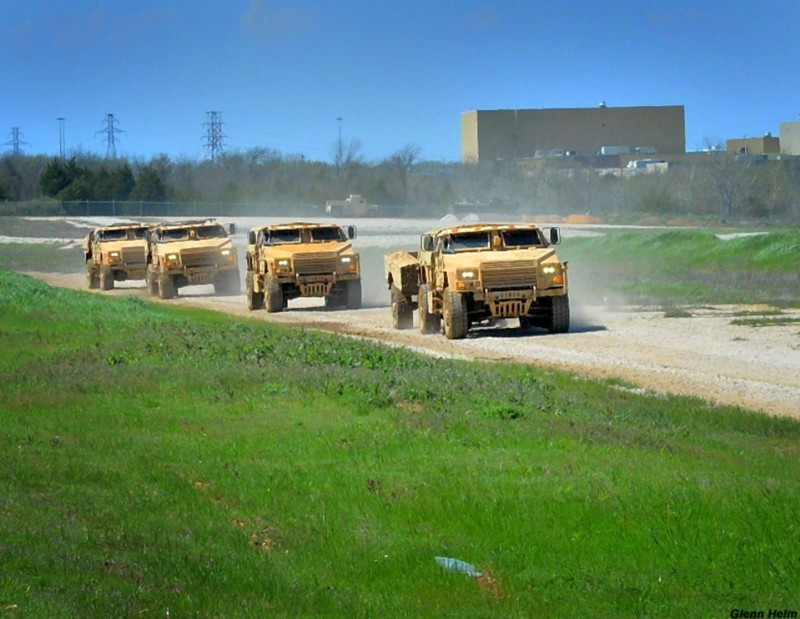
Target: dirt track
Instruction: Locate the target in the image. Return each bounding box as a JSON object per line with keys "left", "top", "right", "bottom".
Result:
{"left": 29, "top": 272, "right": 800, "bottom": 419}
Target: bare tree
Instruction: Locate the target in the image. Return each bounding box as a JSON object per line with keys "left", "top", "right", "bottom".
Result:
{"left": 386, "top": 144, "right": 420, "bottom": 202}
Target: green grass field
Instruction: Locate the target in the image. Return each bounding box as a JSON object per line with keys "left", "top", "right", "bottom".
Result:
{"left": 1, "top": 269, "right": 798, "bottom": 617}
{"left": 561, "top": 229, "right": 800, "bottom": 306}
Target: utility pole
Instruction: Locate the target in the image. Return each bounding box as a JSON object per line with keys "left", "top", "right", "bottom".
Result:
{"left": 96, "top": 113, "right": 124, "bottom": 159}
{"left": 336, "top": 116, "right": 343, "bottom": 175}
{"left": 57, "top": 117, "right": 66, "bottom": 159}
{"left": 4, "top": 127, "right": 30, "bottom": 156}
{"left": 203, "top": 111, "right": 225, "bottom": 162}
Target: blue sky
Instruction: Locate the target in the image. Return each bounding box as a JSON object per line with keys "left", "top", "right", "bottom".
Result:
{"left": 2, "top": 0, "right": 799, "bottom": 163}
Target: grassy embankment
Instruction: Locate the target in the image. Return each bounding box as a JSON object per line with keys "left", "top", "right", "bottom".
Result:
{"left": 1, "top": 269, "right": 798, "bottom": 617}
{"left": 561, "top": 229, "right": 800, "bottom": 307}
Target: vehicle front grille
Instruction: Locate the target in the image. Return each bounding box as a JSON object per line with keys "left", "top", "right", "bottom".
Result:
{"left": 121, "top": 246, "right": 146, "bottom": 265}
{"left": 294, "top": 252, "right": 337, "bottom": 275}
{"left": 180, "top": 247, "right": 220, "bottom": 268}
{"left": 481, "top": 260, "right": 537, "bottom": 289}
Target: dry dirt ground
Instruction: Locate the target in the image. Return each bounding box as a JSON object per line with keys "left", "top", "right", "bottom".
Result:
{"left": 27, "top": 272, "right": 800, "bottom": 420}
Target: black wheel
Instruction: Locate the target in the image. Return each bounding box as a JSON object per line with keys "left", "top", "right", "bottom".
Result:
{"left": 246, "top": 273, "right": 263, "bottom": 310}
{"left": 418, "top": 283, "right": 441, "bottom": 334}
{"left": 100, "top": 268, "right": 114, "bottom": 291}
{"left": 86, "top": 266, "right": 100, "bottom": 290}
{"left": 346, "top": 280, "right": 362, "bottom": 310}
{"left": 265, "top": 279, "right": 284, "bottom": 313}
{"left": 391, "top": 290, "right": 413, "bottom": 330}
{"left": 158, "top": 274, "right": 175, "bottom": 299}
{"left": 443, "top": 287, "right": 469, "bottom": 340}
{"left": 547, "top": 294, "right": 570, "bottom": 334}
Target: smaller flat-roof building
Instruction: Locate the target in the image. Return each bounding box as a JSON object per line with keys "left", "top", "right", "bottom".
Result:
{"left": 726, "top": 135, "right": 781, "bottom": 155}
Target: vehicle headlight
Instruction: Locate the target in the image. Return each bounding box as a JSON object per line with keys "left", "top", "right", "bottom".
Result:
{"left": 221, "top": 249, "right": 231, "bottom": 256}
{"left": 165, "top": 253, "right": 180, "bottom": 268}
{"left": 273, "top": 258, "right": 291, "bottom": 275}
{"left": 110, "top": 251, "right": 120, "bottom": 258}
{"left": 340, "top": 255, "right": 358, "bottom": 272}
{"left": 167, "top": 253, "right": 178, "bottom": 261}
{"left": 458, "top": 269, "right": 477, "bottom": 280}
{"left": 542, "top": 265, "right": 556, "bottom": 274}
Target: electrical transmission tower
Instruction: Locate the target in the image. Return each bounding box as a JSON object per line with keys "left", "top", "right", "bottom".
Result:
{"left": 4, "top": 127, "right": 30, "bottom": 155}
{"left": 203, "top": 111, "right": 225, "bottom": 162}
{"left": 96, "top": 113, "right": 125, "bottom": 158}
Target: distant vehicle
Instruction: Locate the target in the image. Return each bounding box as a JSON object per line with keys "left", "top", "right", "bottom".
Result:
{"left": 83, "top": 222, "right": 150, "bottom": 290}
{"left": 384, "top": 222, "right": 569, "bottom": 339}
{"left": 145, "top": 219, "right": 239, "bottom": 299}
{"left": 245, "top": 221, "right": 361, "bottom": 312}
{"left": 324, "top": 194, "right": 378, "bottom": 217}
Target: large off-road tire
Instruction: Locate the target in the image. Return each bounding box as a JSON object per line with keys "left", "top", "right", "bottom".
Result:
{"left": 146, "top": 269, "right": 159, "bottom": 297}
{"left": 158, "top": 274, "right": 176, "bottom": 299}
{"left": 418, "top": 283, "right": 441, "bottom": 335}
{"left": 443, "top": 287, "right": 469, "bottom": 340}
{"left": 547, "top": 294, "right": 570, "bottom": 334}
{"left": 391, "top": 290, "right": 413, "bottom": 330}
{"left": 100, "top": 268, "right": 114, "bottom": 291}
{"left": 246, "top": 273, "right": 264, "bottom": 311}
{"left": 215, "top": 270, "right": 241, "bottom": 296}
{"left": 345, "top": 280, "right": 362, "bottom": 310}
{"left": 265, "top": 279, "right": 284, "bottom": 313}
{"left": 86, "top": 266, "right": 100, "bottom": 290}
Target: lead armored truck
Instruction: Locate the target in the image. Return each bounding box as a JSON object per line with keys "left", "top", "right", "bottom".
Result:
{"left": 145, "top": 219, "right": 240, "bottom": 299}
{"left": 385, "top": 223, "right": 569, "bottom": 339}
{"left": 83, "top": 222, "right": 150, "bottom": 290}
{"left": 245, "top": 221, "right": 361, "bottom": 312}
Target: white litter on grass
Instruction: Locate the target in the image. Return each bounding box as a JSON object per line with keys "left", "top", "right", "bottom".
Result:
{"left": 435, "top": 556, "right": 482, "bottom": 577}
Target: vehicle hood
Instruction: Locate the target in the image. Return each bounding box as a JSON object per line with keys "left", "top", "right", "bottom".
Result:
{"left": 156, "top": 238, "right": 235, "bottom": 253}
{"left": 98, "top": 239, "right": 147, "bottom": 251}
{"left": 265, "top": 241, "right": 356, "bottom": 259}
{"left": 442, "top": 247, "right": 558, "bottom": 269}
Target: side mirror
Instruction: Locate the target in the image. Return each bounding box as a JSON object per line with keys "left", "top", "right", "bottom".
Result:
{"left": 229, "top": 223, "right": 237, "bottom": 235}
{"left": 248, "top": 230, "right": 256, "bottom": 244}
{"left": 347, "top": 225, "right": 357, "bottom": 240}
{"left": 421, "top": 235, "right": 433, "bottom": 252}
{"left": 549, "top": 227, "right": 561, "bottom": 245}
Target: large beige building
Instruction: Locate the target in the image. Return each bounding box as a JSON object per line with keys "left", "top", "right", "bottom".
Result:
{"left": 461, "top": 105, "right": 686, "bottom": 163}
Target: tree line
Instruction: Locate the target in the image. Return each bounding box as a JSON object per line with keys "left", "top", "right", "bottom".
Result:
{"left": 1, "top": 145, "right": 799, "bottom": 223}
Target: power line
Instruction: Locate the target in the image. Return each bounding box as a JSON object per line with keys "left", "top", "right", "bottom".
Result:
{"left": 4, "top": 127, "right": 30, "bottom": 155}
{"left": 203, "top": 111, "right": 225, "bottom": 162}
{"left": 96, "top": 113, "right": 125, "bottom": 159}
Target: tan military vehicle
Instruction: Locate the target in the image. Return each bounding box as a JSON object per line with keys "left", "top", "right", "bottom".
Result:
{"left": 324, "top": 194, "right": 378, "bottom": 217}
{"left": 145, "top": 219, "right": 240, "bottom": 299}
{"left": 385, "top": 223, "right": 569, "bottom": 339}
{"left": 245, "top": 221, "right": 361, "bottom": 312}
{"left": 83, "top": 222, "right": 150, "bottom": 290}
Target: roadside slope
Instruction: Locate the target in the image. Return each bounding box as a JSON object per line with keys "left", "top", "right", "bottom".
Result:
{"left": 27, "top": 271, "right": 800, "bottom": 419}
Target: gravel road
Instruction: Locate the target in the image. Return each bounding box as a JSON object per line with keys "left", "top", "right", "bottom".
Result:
{"left": 28, "top": 272, "right": 800, "bottom": 419}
